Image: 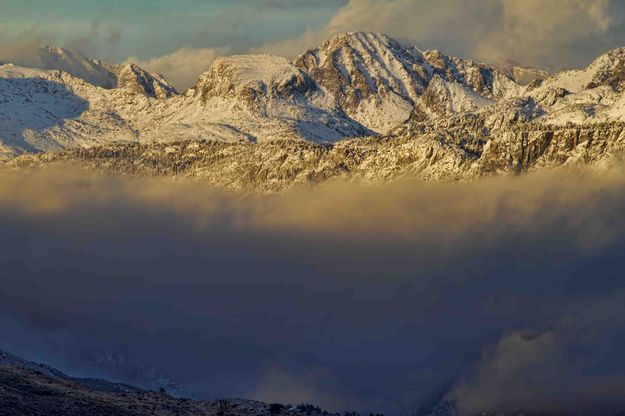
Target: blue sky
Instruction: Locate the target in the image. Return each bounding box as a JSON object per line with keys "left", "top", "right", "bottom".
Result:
{"left": 0, "top": 0, "right": 345, "bottom": 60}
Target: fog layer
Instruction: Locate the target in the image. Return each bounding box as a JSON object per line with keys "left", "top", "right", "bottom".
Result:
{"left": 1, "top": 167, "right": 625, "bottom": 414}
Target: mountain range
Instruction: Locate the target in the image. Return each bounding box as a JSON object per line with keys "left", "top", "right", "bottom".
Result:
{"left": 3, "top": 32, "right": 625, "bottom": 187}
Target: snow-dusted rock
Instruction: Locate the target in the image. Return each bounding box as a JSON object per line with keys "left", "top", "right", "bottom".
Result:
{"left": 294, "top": 32, "right": 519, "bottom": 134}
{"left": 5, "top": 31, "right": 625, "bottom": 185}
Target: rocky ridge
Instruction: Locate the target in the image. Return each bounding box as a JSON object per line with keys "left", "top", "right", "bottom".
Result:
{"left": 0, "top": 349, "right": 341, "bottom": 416}
{"left": 11, "top": 120, "right": 625, "bottom": 192}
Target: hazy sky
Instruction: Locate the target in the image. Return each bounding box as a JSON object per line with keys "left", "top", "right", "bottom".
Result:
{"left": 0, "top": 0, "right": 343, "bottom": 60}
{"left": 3, "top": 0, "right": 625, "bottom": 89}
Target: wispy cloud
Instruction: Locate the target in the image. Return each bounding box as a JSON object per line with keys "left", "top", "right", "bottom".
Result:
{"left": 125, "top": 46, "right": 230, "bottom": 90}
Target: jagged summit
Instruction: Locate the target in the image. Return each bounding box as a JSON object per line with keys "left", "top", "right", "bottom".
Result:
{"left": 527, "top": 46, "right": 625, "bottom": 96}
{"left": 182, "top": 52, "right": 369, "bottom": 142}
{"left": 21, "top": 45, "right": 178, "bottom": 97}
{"left": 38, "top": 45, "right": 118, "bottom": 89}
{"left": 295, "top": 31, "right": 430, "bottom": 132}
{"left": 300, "top": 32, "right": 410, "bottom": 62}
{"left": 294, "top": 31, "right": 519, "bottom": 133}
{"left": 582, "top": 46, "right": 625, "bottom": 91}
{"left": 193, "top": 54, "right": 316, "bottom": 105}
{"left": 114, "top": 62, "right": 177, "bottom": 98}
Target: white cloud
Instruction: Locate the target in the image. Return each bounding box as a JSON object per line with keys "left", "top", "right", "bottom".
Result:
{"left": 474, "top": 0, "right": 616, "bottom": 67}
{"left": 450, "top": 294, "right": 625, "bottom": 414}
{"left": 126, "top": 46, "right": 230, "bottom": 91}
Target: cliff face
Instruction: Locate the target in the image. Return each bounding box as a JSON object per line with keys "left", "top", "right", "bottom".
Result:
{"left": 193, "top": 55, "right": 318, "bottom": 110}
{"left": 294, "top": 32, "right": 518, "bottom": 134}
{"left": 10, "top": 121, "right": 625, "bottom": 192}
{"left": 476, "top": 123, "right": 625, "bottom": 174}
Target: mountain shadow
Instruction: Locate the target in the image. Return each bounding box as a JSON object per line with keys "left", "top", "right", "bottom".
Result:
{"left": 0, "top": 76, "right": 89, "bottom": 158}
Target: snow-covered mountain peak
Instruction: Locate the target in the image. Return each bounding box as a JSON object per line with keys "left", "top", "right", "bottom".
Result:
{"left": 295, "top": 31, "right": 428, "bottom": 94}
{"left": 294, "top": 32, "right": 432, "bottom": 133}
{"left": 315, "top": 31, "right": 407, "bottom": 56}
{"left": 0, "top": 63, "right": 47, "bottom": 79}
{"left": 114, "top": 62, "right": 177, "bottom": 98}
{"left": 38, "top": 45, "right": 118, "bottom": 89}
{"left": 205, "top": 55, "right": 305, "bottom": 87}
{"left": 23, "top": 45, "right": 176, "bottom": 98}
{"left": 587, "top": 46, "right": 625, "bottom": 70}
{"left": 193, "top": 54, "right": 316, "bottom": 106}
{"left": 530, "top": 47, "right": 625, "bottom": 98}
{"left": 293, "top": 31, "right": 521, "bottom": 134}
{"left": 583, "top": 46, "right": 625, "bottom": 91}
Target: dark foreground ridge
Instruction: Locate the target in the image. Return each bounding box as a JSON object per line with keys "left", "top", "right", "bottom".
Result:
{"left": 0, "top": 364, "right": 344, "bottom": 416}
{"left": 2, "top": 350, "right": 620, "bottom": 416}
{"left": 0, "top": 350, "right": 340, "bottom": 416}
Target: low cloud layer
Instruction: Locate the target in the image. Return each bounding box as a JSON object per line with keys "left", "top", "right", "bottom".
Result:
{"left": 2, "top": 167, "right": 625, "bottom": 414}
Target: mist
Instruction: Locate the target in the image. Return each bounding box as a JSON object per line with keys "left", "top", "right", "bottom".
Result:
{"left": 2, "top": 166, "right": 625, "bottom": 414}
